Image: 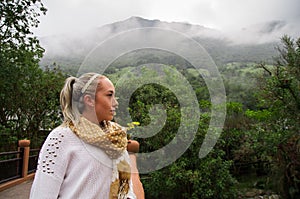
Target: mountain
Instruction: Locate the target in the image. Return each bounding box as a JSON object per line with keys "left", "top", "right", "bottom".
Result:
{"left": 39, "top": 16, "right": 222, "bottom": 60}
{"left": 39, "top": 16, "right": 286, "bottom": 73}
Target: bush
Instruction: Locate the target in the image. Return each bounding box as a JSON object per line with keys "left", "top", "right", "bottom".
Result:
{"left": 142, "top": 149, "right": 237, "bottom": 199}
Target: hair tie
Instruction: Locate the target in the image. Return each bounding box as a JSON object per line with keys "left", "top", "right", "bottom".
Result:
{"left": 70, "top": 77, "right": 76, "bottom": 87}
{"left": 81, "top": 74, "right": 99, "bottom": 94}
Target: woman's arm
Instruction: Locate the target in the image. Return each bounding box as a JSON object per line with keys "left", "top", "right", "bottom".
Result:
{"left": 30, "top": 128, "right": 69, "bottom": 199}
{"left": 129, "top": 153, "right": 145, "bottom": 199}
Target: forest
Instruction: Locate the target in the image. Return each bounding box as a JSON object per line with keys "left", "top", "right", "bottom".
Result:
{"left": 1, "top": 0, "right": 299, "bottom": 198}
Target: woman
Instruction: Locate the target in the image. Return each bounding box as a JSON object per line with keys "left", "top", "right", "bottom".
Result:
{"left": 30, "top": 73, "right": 137, "bottom": 199}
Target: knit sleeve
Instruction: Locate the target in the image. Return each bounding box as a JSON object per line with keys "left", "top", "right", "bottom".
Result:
{"left": 30, "top": 127, "right": 72, "bottom": 199}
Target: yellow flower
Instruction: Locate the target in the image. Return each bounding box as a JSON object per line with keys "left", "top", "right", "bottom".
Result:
{"left": 126, "top": 122, "right": 140, "bottom": 130}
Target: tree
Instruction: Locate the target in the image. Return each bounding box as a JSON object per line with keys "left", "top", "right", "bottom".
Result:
{"left": 0, "top": 0, "right": 46, "bottom": 54}
{"left": 256, "top": 35, "right": 300, "bottom": 198}
{"left": 0, "top": 0, "right": 65, "bottom": 150}
{"left": 108, "top": 66, "right": 237, "bottom": 198}
{"left": 258, "top": 35, "right": 300, "bottom": 129}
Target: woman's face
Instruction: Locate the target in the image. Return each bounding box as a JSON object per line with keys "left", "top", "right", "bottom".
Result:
{"left": 94, "top": 77, "right": 118, "bottom": 122}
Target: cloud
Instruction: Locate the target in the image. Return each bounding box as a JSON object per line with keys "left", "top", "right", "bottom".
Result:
{"left": 34, "top": 0, "right": 300, "bottom": 37}
{"left": 212, "top": 0, "right": 300, "bottom": 30}
{"left": 36, "top": 0, "right": 147, "bottom": 36}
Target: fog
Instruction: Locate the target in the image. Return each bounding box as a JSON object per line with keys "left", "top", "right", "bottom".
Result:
{"left": 35, "top": 0, "right": 300, "bottom": 67}
{"left": 34, "top": 0, "right": 300, "bottom": 39}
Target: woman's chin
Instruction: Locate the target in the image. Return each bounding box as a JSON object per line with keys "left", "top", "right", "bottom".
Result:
{"left": 107, "top": 115, "right": 114, "bottom": 121}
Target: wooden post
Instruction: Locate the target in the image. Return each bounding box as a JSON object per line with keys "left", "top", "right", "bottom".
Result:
{"left": 0, "top": 140, "right": 35, "bottom": 192}
{"left": 18, "top": 140, "right": 30, "bottom": 178}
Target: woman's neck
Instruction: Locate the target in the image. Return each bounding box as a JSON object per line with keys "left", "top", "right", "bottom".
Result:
{"left": 81, "top": 111, "right": 99, "bottom": 125}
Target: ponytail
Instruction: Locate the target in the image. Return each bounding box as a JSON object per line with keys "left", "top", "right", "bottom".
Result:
{"left": 60, "top": 76, "right": 80, "bottom": 124}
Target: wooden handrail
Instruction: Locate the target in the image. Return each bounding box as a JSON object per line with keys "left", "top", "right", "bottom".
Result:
{"left": 0, "top": 140, "right": 38, "bottom": 192}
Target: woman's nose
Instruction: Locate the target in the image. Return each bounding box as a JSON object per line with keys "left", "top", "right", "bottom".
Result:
{"left": 112, "top": 96, "right": 119, "bottom": 108}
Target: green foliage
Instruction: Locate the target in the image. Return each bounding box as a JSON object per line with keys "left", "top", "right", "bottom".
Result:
{"left": 223, "top": 102, "right": 251, "bottom": 132}
{"left": 0, "top": 0, "right": 66, "bottom": 150}
{"left": 0, "top": 54, "right": 65, "bottom": 149}
{"left": 140, "top": 108, "right": 238, "bottom": 198}
{"left": 245, "top": 109, "right": 273, "bottom": 121}
{"left": 220, "top": 62, "right": 262, "bottom": 109}
{"left": 276, "top": 135, "right": 300, "bottom": 199}
{"left": 257, "top": 35, "right": 300, "bottom": 129}
{"left": 0, "top": 0, "right": 47, "bottom": 56}
{"left": 110, "top": 65, "right": 237, "bottom": 198}
{"left": 253, "top": 35, "right": 300, "bottom": 197}
{"left": 143, "top": 152, "right": 237, "bottom": 199}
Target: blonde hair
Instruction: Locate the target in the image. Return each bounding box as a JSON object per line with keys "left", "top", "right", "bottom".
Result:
{"left": 60, "top": 72, "right": 106, "bottom": 125}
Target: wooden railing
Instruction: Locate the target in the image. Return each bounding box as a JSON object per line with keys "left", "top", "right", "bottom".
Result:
{"left": 0, "top": 140, "right": 39, "bottom": 192}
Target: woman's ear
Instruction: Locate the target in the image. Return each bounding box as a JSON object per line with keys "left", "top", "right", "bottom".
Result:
{"left": 83, "top": 95, "right": 95, "bottom": 108}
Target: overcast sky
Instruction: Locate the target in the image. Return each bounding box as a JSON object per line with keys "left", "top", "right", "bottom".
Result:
{"left": 34, "top": 0, "right": 300, "bottom": 37}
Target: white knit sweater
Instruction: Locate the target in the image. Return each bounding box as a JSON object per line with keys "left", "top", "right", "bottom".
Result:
{"left": 30, "top": 126, "right": 136, "bottom": 199}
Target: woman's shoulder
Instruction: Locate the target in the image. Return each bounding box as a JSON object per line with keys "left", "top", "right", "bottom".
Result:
{"left": 47, "top": 125, "right": 72, "bottom": 137}
{"left": 44, "top": 125, "right": 80, "bottom": 146}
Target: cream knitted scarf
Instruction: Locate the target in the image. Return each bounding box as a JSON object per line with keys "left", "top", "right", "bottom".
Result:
{"left": 64, "top": 117, "right": 131, "bottom": 199}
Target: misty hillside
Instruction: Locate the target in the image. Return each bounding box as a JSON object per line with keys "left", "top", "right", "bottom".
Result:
{"left": 39, "top": 16, "right": 283, "bottom": 73}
